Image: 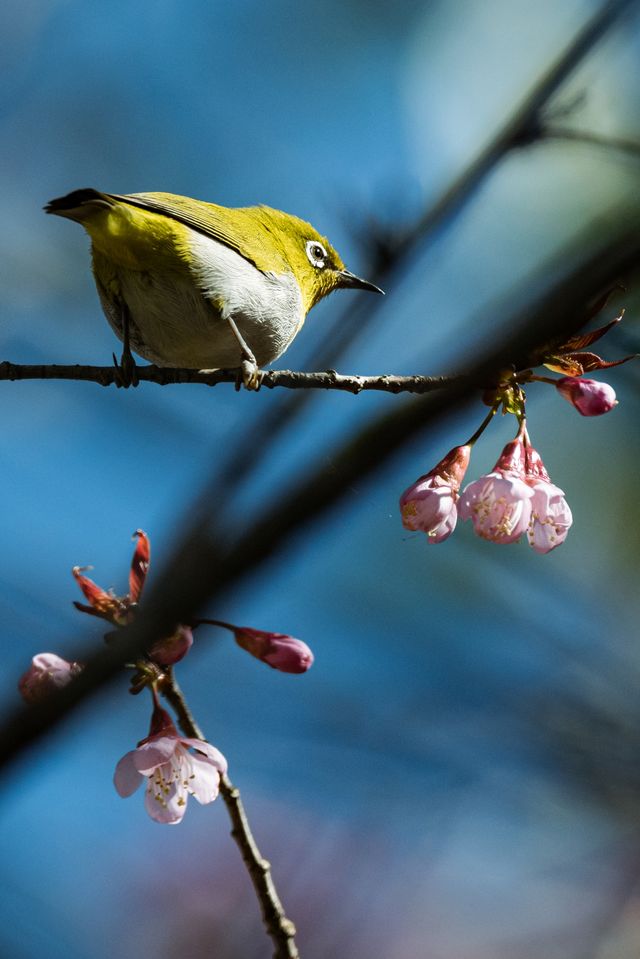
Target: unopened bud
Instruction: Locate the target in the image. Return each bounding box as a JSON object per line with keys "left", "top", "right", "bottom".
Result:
{"left": 399, "top": 445, "right": 470, "bottom": 543}
{"left": 18, "top": 653, "right": 82, "bottom": 703}
{"left": 556, "top": 377, "right": 617, "bottom": 416}
{"left": 234, "top": 628, "right": 314, "bottom": 674}
{"left": 147, "top": 625, "right": 194, "bottom": 666}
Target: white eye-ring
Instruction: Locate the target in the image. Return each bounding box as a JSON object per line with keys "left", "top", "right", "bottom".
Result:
{"left": 306, "top": 240, "right": 328, "bottom": 268}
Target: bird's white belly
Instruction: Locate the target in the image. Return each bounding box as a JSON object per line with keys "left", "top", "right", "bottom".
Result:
{"left": 94, "top": 233, "right": 304, "bottom": 369}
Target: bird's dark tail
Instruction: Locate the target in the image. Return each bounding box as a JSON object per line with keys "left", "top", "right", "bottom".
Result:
{"left": 44, "top": 188, "right": 115, "bottom": 221}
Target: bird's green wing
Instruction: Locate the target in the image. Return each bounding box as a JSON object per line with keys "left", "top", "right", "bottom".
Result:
{"left": 107, "top": 191, "right": 260, "bottom": 268}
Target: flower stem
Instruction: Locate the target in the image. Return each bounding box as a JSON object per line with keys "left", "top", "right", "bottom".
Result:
{"left": 528, "top": 373, "right": 557, "bottom": 385}
{"left": 465, "top": 405, "right": 499, "bottom": 446}
{"left": 161, "top": 669, "right": 300, "bottom": 959}
{"left": 192, "top": 617, "right": 236, "bottom": 633}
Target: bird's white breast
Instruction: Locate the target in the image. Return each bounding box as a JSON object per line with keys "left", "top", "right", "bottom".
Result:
{"left": 95, "top": 230, "right": 305, "bottom": 369}
{"left": 187, "top": 231, "right": 305, "bottom": 366}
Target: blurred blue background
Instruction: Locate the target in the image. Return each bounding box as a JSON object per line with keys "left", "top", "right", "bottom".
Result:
{"left": 1, "top": 1, "right": 640, "bottom": 956}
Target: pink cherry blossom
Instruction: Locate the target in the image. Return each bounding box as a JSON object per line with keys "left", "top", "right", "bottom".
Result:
{"left": 526, "top": 480, "right": 573, "bottom": 553}
{"left": 556, "top": 377, "right": 617, "bottom": 416}
{"left": 114, "top": 706, "right": 227, "bottom": 825}
{"left": 18, "top": 653, "right": 82, "bottom": 703}
{"left": 524, "top": 445, "right": 572, "bottom": 553}
{"left": 233, "top": 627, "right": 314, "bottom": 673}
{"left": 459, "top": 431, "right": 572, "bottom": 553}
{"left": 458, "top": 471, "right": 533, "bottom": 544}
{"left": 459, "top": 435, "right": 533, "bottom": 543}
{"left": 400, "top": 445, "right": 471, "bottom": 543}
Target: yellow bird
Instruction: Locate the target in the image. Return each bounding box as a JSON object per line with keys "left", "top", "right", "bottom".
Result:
{"left": 46, "top": 189, "right": 383, "bottom": 384}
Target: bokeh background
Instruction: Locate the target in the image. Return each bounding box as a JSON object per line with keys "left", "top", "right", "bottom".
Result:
{"left": 1, "top": 1, "right": 640, "bottom": 956}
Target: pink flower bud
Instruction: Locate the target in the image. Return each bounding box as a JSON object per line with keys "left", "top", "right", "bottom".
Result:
{"left": 526, "top": 480, "right": 573, "bottom": 553}
{"left": 147, "top": 625, "right": 193, "bottom": 666}
{"left": 556, "top": 377, "right": 617, "bottom": 416}
{"left": 233, "top": 627, "right": 314, "bottom": 674}
{"left": 18, "top": 653, "right": 82, "bottom": 703}
{"left": 399, "top": 445, "right": 470, "bottom": 543}
{"left": 524, "top": 445, "right": 572, "bottom": 553}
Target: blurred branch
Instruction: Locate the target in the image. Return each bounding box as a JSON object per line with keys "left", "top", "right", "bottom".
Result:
{"left": 209, "top": 0, "right": 638, "bottom": 503}
{"left": 398, "top": 0, "right": 637, "bottom": 247}
{"left": 344, "top": 0, "right": 638, "bottom": 286}
{"left": 542, "top": 127, "right": 640, "bottom": 158}
{"left": 0, "top": 361, "right": 459, "bottom": 395}
{"left": 163, "top": 671, "right": 299, "bottom": 959}
{"left": 1, "top": 230, "right": 637, "bottom": 773}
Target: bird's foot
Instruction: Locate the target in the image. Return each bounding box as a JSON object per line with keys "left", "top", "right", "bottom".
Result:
{"left": 224, "top": 316, "right": 263, "bottom": 390}
{"left": 236, "top": 358, "right": 264, "bottom": 391}
{"left": 112, "top": 350, "right": 139, "bottom": 389}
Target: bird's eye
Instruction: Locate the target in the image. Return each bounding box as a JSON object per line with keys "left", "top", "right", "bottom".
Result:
{"left": 305, "top": 240, "right": 328, "bottom": 268}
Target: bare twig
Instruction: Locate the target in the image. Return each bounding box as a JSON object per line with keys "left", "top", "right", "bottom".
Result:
{"left": 162, "top": 671, "right": 300, "bottom": 959}
{"left": 542, "top": 126, "right": 640, "bottom": 158}
{"left": 0, "top": 361, "right": 459, "bottom": 395}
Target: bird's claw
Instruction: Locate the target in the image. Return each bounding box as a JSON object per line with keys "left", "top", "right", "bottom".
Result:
{"left": 236, "top": 358, "right": 264, "bottom": 391}
{"left": 113, "top": 350, "right": 139, "bottom": 389}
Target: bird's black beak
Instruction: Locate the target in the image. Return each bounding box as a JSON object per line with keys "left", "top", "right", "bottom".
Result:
{"left": 336, "top": 270, "right": 384, "bottom": 295}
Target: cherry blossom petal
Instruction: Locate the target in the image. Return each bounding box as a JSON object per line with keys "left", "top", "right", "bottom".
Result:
{"left": 144, "top": 779, "right": 187, "bottom": 825}
{"left": 132, "top": 736, "right": 178, "bottom": 773}
{"left": 188, "top": 754, "right": 222, "bottom": 804}
{"left": 182, "top": 739, "right": 228, "bottom": 772}
{"left": 427, "top": 509, "right": 458, "bottom": 543}
{"left": 114, "top": 751, "right": 144, "bottom": 797}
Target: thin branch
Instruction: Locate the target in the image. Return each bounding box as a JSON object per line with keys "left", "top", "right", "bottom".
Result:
{"left": 543, "top": 126, "right": 640, "bottom": 158}
{"left": 0, "top": 361, "right": 460, "bottom": 394}
{"left": 162, "top": 671, "right": 299, "bottom": 959}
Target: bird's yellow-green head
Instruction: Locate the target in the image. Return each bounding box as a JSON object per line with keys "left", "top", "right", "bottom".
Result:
{"left": 233, "top": 204, "right": 383, "bottom": 313}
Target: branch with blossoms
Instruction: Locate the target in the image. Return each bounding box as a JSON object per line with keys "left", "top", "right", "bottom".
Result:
{"left": 3, "top": 230, "right": 639, "bottom": 768}
{"left": 0, "top": 305, "right": 631, "bottom": 397}
{"left": 3, "top": 228, "right": 639, "bottom": 959}
{"left": 19, "top": 531, "right": 310, "bottom": 959}
{"left": 400, "top": 307, "right": 633, "bottom": 550}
